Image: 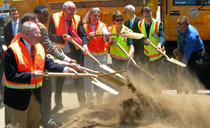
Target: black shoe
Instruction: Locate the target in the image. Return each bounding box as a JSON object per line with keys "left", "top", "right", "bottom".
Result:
{"left": 52, "top": 104, "right": 63, "bottom": 114}
{"left": 43, "top": 118, "right": 62, "bottom": 128}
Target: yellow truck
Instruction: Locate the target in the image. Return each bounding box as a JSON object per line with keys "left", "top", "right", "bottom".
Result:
{"left": 4, "top": 0, "right": 158, "bottom": 26}
{"left": 4, "top": 0, "right": 210, "bottom": 41}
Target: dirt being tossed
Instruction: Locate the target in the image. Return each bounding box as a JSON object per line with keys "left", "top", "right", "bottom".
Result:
{"left": 60, "top": 71, "right": 210, "bottom": 128}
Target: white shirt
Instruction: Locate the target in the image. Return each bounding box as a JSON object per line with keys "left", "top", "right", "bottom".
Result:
{"left": 130, "top": 15, "right": 136, "bottom": 28}
{"left": 12, "top": 19, "right": 19, "bottom": 36}
{"left": 23, "top": 39, "right": 32, "bottom": 55}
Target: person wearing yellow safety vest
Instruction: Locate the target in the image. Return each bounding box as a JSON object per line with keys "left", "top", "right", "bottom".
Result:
{"left": 83, "top": 7, "right": 110, "bottom": 104}
{"left": 3, "top": 21, "right": 78, "bottom": 128}
{"left": 48, "top": 1, "right": 88, "bottom": 113}
{"left": 109, "top": 10, "right": 134, "bottom": 70}
{"left": 138, "top": 6, "right": 165, "bottom": 73}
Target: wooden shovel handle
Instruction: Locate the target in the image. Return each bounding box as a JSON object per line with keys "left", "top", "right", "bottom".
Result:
{"left": 147, "top": 40, "right": 169, "bottom": 59}
{"left": 67, "top": 37, "right": 102, "bottom": 65}
{"left": 43, "top": 72, "right": 97, "bottom": 77}
{"left": 89, "top": 33, "right": 121, "bottom": 38}
{"left": 116, "top": 43, "right": 155, "bottom": 79}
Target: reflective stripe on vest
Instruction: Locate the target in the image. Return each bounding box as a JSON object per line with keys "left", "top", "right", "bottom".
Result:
{"left": 138, "top": 19, "right": 165, "bottom": 61}
{"left": 109, "top": 24, "right": 132, "bottom": 60}
{"left": 52, "top": 12, "right": 81, "bottom": 46}
{"left": 5, "top": 40, "right": 45, "bottom": 89}
{"left": 84, "top": 22, "right": 109, "bottom": 56}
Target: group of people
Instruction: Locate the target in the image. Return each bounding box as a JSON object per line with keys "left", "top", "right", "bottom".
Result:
{"left": 0, "top": 1, "right": 205, "bottom": 128}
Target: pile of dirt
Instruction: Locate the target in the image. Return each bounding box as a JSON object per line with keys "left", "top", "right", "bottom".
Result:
{"left": 59, "top": 70, "right": 210, "bottom": 128}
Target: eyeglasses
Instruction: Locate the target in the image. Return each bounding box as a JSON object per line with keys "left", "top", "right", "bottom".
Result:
{"left": 28, "top": 31, "right": 41, "bottom": 36}
{"left": 65, "top": 9, "right": 77, "bottom": 14}
{"left": 93, "top": 15, "right": 100, "bottom": 18}
{"left": 115, "top": 19, "right": 123, "bottom": 22}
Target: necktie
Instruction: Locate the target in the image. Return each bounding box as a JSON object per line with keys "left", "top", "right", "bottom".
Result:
{"left": 130, "top": 20, "right": 133, "bottom": 28}
{"left": 31, "top": 46, "right": 34, "bottom": 61}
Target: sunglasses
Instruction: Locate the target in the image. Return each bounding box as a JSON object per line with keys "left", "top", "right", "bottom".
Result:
{"left": 115, "top": 19, "right": 123, "bottom": 22}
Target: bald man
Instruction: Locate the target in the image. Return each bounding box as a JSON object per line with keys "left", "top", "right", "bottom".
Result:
{"left": 124, "top": 5, "right": 144, "bottom": 64}
{"left": 48, "top": 1, "right": 87, "bottom": 113}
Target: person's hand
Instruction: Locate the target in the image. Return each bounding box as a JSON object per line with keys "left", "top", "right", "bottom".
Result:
{"left": 128, "top": 51, "right": 134, "bottom": 58}
{"left": 63, "top": 34, "right": 71, "bottom": 41}
{"left": 69, "top": 63, "right": 81, "bottom": 71}
{"left": 83, "top": 44, "right": 90, "bottom": 55}
{"left": 110, "top": 38, "right": 117, "bottom": 45}
{"left": 89, "top": 32, "right": 96, "bottom": 39}
{"left": 69, "top": 59, "right": 77, "bottom": 63}
{"left": 144, "top": 38, "right": 150, "bottom": 45}
{"left": 32, "top": 70, "right": 43, "bottom": 78}
{"left": 173, "top": 48, "right": 181, "bottom": 56}
{"left": 66, "top": 67, "right": 78, "bottom": 78}
{"left": 104, "top": 33, "right": 110, "bottom": 41}
{"left": 156, "top": 43, "right": 162, "bottom": 51}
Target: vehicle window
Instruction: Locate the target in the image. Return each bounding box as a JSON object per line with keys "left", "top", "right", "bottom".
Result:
{"left": 173, "top": 0, "right": 210, "bottom": 5}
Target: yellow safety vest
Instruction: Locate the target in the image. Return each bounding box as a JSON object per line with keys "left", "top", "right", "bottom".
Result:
{"left": 138, "top": 19, "right": 165, "bottom": 61}
{"left": 109, "top": 24, "right": 132, "bottom": 60}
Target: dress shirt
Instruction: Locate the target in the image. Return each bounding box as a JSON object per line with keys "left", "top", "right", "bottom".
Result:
{"left": 23, "top": 39, "right": 32, "bottom": 55}
{"left": 177, "top": 24, "right": 204, "bottom": 65}
{"left": 130, "top": 15, "right": 136, "bottom": 28}
{"left": 12, "top": 19, "right": 19, "bottom": 36}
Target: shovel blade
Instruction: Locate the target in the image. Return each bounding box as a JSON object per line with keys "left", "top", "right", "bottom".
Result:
{"left": 122, "top": 32, "right": 145, "bottom": 39}
{"left": 100, "top": 75, "right": 125, "bottom": 86}
{"left": 168, "top": 58, "right": 186, "bottom": 67}
{"left": 91, "top": 79, "right": 119, "bottom": 95}
{"left": 100, "top": 64, "right": 126, "bottom": 80}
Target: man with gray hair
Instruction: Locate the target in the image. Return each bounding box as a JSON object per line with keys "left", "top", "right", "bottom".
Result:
{"left": 4, "top": 21, "right": 78, "bottom": 128}
{"left": 124, "top": 4, "right": 144, "bottom": 65}
{"left": 48, "top": 1, "right": 87, "bottom": 113}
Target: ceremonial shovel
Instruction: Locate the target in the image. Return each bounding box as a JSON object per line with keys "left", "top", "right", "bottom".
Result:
{"left": 89, "top": 32, "right": 145, "bottom": 40}
{"left": 147, "top": 40, "right": 186, "bottom": 67}
{"left": 47, "top": 54, "right": 125, "bottom": 86}
{"left": 115, "top": 42, "right": 155, "bottom": 79}
{"left": 67, "top": 37, "right": 125, "bottom": 80}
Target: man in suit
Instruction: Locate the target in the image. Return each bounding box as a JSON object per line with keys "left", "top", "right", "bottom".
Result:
{"left": 4, "top": 7, "right": 20, "bottom": 47}
{"left": 4, "top": 21, "right": 78, "bottom": 128}
{"left": 34, "top": 4, "right": 78, "bottom": 128}
{"left": 124, "top": 4, "right": 144, "bottom": 64}
{"left": 48, "top": 1, "right": 87, "bottom": 113}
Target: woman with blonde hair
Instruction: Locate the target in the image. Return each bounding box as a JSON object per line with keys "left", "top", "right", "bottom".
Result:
{"left": 83, "top": 7, "right": 110, "bottom": 104}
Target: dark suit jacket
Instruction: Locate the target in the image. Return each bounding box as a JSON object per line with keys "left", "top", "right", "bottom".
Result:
{"left": 4, "top": 38, "right": 65, "bottom": 110}
{"left": 125, "top": 16, "right": 145, "bottom": 60}
{"left": 4, "top": 20, "right": 20, "bottom": 47}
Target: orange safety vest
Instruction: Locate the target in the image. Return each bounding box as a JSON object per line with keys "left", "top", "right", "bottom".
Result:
{"left": 138, "top": 19, "right": 165, "bottom": 61}
{"left": 4, "top": 39, "right": 45, "bottom": 89}
{"left": 84, "top": 22, "right": 109, "bottom": 56}
{"left": 52, "top": 11, "right": 81, "bottom": 47}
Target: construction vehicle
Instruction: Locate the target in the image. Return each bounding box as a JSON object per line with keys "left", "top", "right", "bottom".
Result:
{"left": 3, "top": 0, "right": 157, "bottom": 26}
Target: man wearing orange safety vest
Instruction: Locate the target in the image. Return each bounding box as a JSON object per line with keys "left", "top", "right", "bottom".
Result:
{"left": 48, "top": 1, "right": 88, "bottom": 113}
{"left": 138, "top": 6, "right": 165, "bottom": 73}
{"left": 3, "top": 21, "right": 78, "bottom": 128}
